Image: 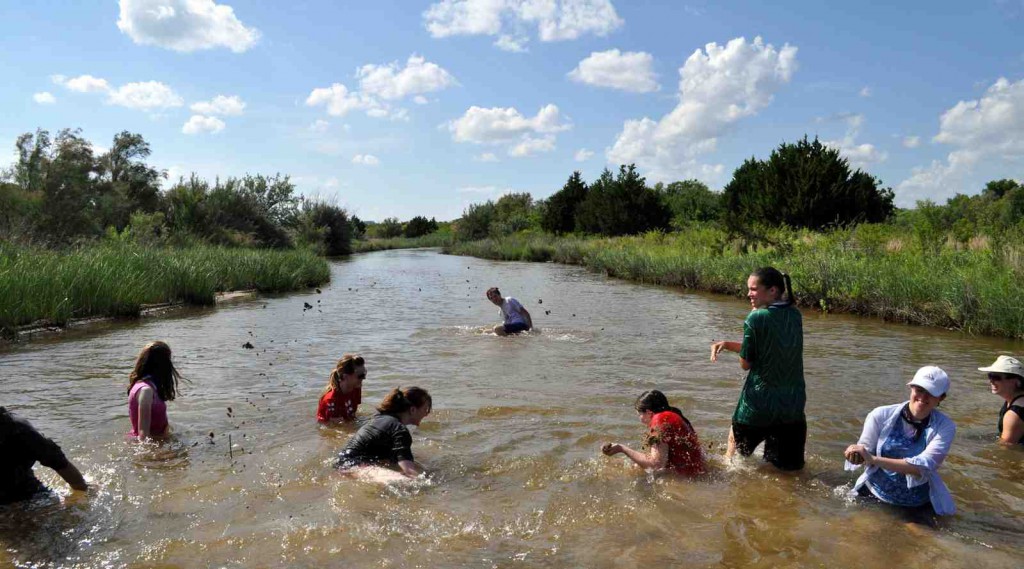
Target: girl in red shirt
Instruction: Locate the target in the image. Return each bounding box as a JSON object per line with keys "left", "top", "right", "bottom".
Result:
{"left": 602, "top": 390, "right": 707, "bottom": 476}
{"left": 317, "top": 354, "right": 366, "bottom": 423}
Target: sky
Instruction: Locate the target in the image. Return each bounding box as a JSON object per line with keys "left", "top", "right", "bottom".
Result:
{"left": 2, "top": 1, "right": 1023, "bottom": 222}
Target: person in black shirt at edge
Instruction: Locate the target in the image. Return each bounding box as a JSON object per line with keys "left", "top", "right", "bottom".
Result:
{"left": 1, "top": 407, "right": 88, "bottom": 505}
{"left": 979, "top": 355, "right": 1024, "bottom": 445}
{"left": 337, "top": 387, "right": 432, "bottom": 479}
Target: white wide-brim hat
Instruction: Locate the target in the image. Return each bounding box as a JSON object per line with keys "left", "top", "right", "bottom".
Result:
{"left": 978, "top": 355, "right": 1024, "bottom": 377}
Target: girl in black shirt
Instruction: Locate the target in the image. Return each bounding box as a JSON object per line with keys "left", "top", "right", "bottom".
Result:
{"left": 337, "top": 387, "right": 432, "bottom": 478}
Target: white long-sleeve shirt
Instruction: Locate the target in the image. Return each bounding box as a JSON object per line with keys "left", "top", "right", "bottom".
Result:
{"left": 845, "top": 402, "right": 957, "bottom": 516}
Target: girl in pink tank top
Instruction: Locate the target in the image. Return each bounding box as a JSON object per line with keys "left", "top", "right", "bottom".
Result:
{"left": 127, "top": 341, "right": 181, "bottom": 439}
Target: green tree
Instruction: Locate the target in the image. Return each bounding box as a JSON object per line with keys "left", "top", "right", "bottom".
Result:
{"left": 656, "top": 179, "right": 723, "bottom": 228}
{"left": 293, "top": 199, "right": 352, "bottom": 255}
{"left": 455, "top": 201, "right": 496, "bottom": 240}
{"left": 404, "top": 215, "right": 439, "bottom": 237}
{"left": 723, "top": 136, "right": 895, "bottom": 231}
{"left": 576, "top": 165, "right": 671, "bottom": 236}
{"left": 490, "top": 192, "right": 534, "bottom": 236}
{"left": 38, "top": 128, "right": 100, "bottom": 243}
{"left": 541, "top": 171, "right": 588, "bottom": 234}
{"left": 377, "top": 217, "right": 403, "bottom": 238}
{"left": 350, "top": 215, "right": 367, "bottom": 239}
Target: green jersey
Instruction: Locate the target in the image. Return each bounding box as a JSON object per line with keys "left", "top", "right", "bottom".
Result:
{"left": 733, "top": 305, "right": 806, "bottom": 426}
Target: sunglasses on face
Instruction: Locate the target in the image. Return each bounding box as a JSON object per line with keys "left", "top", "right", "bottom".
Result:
{"left": 356, "top": 373, "right": 367, "bottom": 380}
{"left": 989, "top": 373, "right": 1014, "bottom": 381}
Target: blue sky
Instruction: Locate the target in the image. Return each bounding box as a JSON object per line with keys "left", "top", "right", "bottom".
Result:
{"left": 2, "top": 1, "right": 1023, "bottom": 221}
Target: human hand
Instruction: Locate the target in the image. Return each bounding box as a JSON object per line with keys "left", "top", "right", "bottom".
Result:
{"left": 710, "top": 341, "right": 727, "bottom": 362}
{"left": 601, "top": 443, "right": 621, "bottom": 456}
{"left": 845, "top": 444, "right": 871, "bottom": 465}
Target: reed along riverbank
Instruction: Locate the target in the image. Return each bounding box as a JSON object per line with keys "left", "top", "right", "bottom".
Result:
{"left": 0, "top": 243, "right": 330, "bottom": 336}
{"left": 444, "top": 227, "right": 1024, "bottom": 339}
{"left": 351, "top": 233, "right": 455, "bottom": 253}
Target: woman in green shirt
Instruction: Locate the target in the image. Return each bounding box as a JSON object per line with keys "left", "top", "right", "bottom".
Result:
{"left": 711, "top": 267, "right": 806, "bottom": 471}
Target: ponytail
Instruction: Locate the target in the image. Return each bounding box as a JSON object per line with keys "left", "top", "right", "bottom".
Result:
{"left": 323, "top": 354, "right": 365, "bottom": 394}
{"left": 378, "top": 386, "right": 432, "bottom": 416}
{"left": 751, "top": 267, "right": 795, "bottom": 307}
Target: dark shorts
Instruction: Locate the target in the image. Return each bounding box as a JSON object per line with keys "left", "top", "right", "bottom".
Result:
{"left": 503, "top": 322, "right": 530, "bottom": 334}
{"left": 731, "top": 420, "right": 806, "bottom": 471}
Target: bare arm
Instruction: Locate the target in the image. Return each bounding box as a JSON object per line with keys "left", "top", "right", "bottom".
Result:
{"left": 520, "top": 307, "right": 533, "bottom": 328}
{"left": 862, "top": 452, "right": 922, "bottom": 476}
{"left": 136, "top": 386, "right": 153, "bottom": 440}
{"left": 56, "top": 463, "right": 88, "bottom": 491}
{"left": 602, "top": 442, "right": 668, "bottom": 470}
{"left": 397, "top": 459, "right": 424, "bottom": 478}
{"left": 999, "top": 410, "right": 1024, "bottom": 446}
{"left": 710, "top": 341, "right": 751, "bottom": 370}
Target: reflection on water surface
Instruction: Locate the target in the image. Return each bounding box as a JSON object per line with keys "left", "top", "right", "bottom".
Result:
{"left": 1, "top": 249, "right": 1021, "bottom": 568}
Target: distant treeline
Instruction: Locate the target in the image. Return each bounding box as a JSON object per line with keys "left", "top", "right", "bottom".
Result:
{"left": 444, "top": 136, "right": 1024, "bottom": 250}
{"left": 0, "top": 128, "right": 357, "bottom": 256}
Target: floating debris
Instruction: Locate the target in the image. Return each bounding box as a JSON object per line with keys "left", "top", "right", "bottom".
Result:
{"left": 545, "top": 310, "right": 551, "bottom": 315}
{"left": 316, "top": 288, "right": 322, "bottom": 294}
{"left": 538, "top": 299, "right": 543, "bottom": 304}
{"left": 303, "top": 302, "right": 313, "bottom": 310}
{"left": 242, "top": 342, "right": 254, "bottom": 350}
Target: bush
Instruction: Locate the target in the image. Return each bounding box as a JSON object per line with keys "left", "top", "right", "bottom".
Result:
{"left": 723, "top": 136, "right": 895, "bottom": 231}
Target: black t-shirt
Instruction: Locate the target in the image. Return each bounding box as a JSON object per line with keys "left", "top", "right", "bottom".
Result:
{"left": 0, "top": 407, "right": 70, "bottom": 504}
{"left": 337, "top": 414, "right": 414, "bottom": 467}
{"left": 998, "top": 396, "right": 1024, "bottom": 445}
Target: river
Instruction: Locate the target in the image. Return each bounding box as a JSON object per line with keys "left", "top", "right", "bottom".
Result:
{"left": 1, "top": 249, "right": 1021, "bottom": 568}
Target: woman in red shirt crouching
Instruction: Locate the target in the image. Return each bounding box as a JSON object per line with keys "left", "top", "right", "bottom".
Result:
{"left": 317, "top": 354, "right": 365, "bottom": 423}
{"left": 602, "top": 390, "right": 707, "bottom": 476}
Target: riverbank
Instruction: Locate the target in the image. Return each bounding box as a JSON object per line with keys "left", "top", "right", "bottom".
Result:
{"left": 352, "top": 233, "right": 454, "bottom": 253}
{"left": 0, "top": 243, "right": 330, "bottom": 337}
{"left": 444, "top": 228, "right": 1024, "bottom": 339}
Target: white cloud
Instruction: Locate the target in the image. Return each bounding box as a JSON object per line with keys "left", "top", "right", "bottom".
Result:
{"left": 357, "top": 55, "right": 457, "bottom": 100}
{"left": 33, "top": 92, "right": 56, "bottom": 104}
{"left": 568, "top": 49, "right": 659, "bottom": 93}
{"left": 574, "top": 148, "right": 594, "bottom": 161}
{"left": 457, "top": 185, "right": 501, "bottom": 193}
{"left": 448, "top": 104, "right": 570, "bottom": 143}
{"left": 108, "top": 81, "right": 184, "bottom": 110}
{"left": 902, "top": 135, "right": 921, "bottom": 148}
{"left": 424, "top": 0, "right": 623, "bottom": 46}
{"left": 607, "top": 36, "right": 797, "bottom": 183}
{"left": 182, "top": 114, "right": 226, "bottom": 134}
{"left": 859, "top": 86, "right": 872, "bottom": 98}
{"left": 352, "top": 154, "right": 380, "bottom": 166}
{"left": 898, "top": 77, "right": 1024, "bottom": 204}
{"left": 494, "top": 35, "right": 528, "bottom": 52}
{"left": 308, "top": 55, "right": 452, "bottom": 121}
{"left": 823, "top": 113, "right": 887, "bottom": 169}
{"left": 190, "top": 94, "right": 245, "bottom": 115}
{"left": 117, "top": 0, "right": 259, "bottom": 53}
{"left": 306, "top": 83, "right": 383, "bottom": 117}
{"left": 475, "top": 152, "right": 499, "bottom": 162}
{"left": 309, "top": 119, "right": 330, "bottom": 132}
{"left": 509, "top": 135, "right": 556, "bottom": 156}
{"left": 59, "top": 74, "right": 111, "bottom": 93}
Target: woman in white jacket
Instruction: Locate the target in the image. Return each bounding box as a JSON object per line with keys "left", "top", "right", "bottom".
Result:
{"left": 844, "top": 366, "right": 956, "bottom": 516}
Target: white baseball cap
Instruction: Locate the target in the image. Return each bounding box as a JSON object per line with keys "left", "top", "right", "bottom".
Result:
{"left": 907, "top": 366, "right": 950, "bottom": 397}
{"left": 978, "top": 355, "right": 1024, "bottom": 377}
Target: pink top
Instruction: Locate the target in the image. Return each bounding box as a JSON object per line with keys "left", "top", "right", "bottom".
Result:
{"left": 128, "top": 378, "right": 168, "bottom": 437}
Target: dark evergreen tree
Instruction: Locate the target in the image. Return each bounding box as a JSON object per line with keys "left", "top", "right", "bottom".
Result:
{"left": 541, "top": 171, "right": 588, "bottom": 234}
{"left": 723, "top": 136, "right": 894, "bottom": 230}
{"left": 576, "top": 165, "right": 671, "bottom": 236}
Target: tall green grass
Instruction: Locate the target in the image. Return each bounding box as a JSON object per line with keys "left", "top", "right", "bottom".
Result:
{"left": 0, "top": 242, "right": 330, "bottom": 335}
{"left": 445, "top": 227, "right": 1024, "bottom": 339}
{"left": 352, "top": 232, "right": 455, "bottom": 253}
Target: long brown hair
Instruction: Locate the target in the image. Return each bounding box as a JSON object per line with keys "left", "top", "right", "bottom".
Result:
{"left": 323, "top": 354, "right": 365, "bottom": 394}
{"left": 377, "top": 386, "right": 432, "bottom": 416}
{"left": 127, "top": 341, "right": 181, "bottom": 401}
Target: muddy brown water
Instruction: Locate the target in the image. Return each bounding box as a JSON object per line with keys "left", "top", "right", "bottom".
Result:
{"left": 1, "top": 249, "right": 1022, "bottom": 568}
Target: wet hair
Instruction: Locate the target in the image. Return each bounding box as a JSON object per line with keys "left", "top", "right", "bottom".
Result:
{"left": 323, "top": 354, "right": 365, "bottom": 394}
{"left": 750, "top": 266, "right": 795, "bottom": 306}
{"left": 486, "top": 287, "right": 501, "bottom": 299}
{"left": 635, "top": 390, "right": 693, "bottom": 431}
{"left": 377, "top": 386, "right": 432, "bottom": 416}
{"left": 128, "top": 341, "right": 181, "bottom": 402}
